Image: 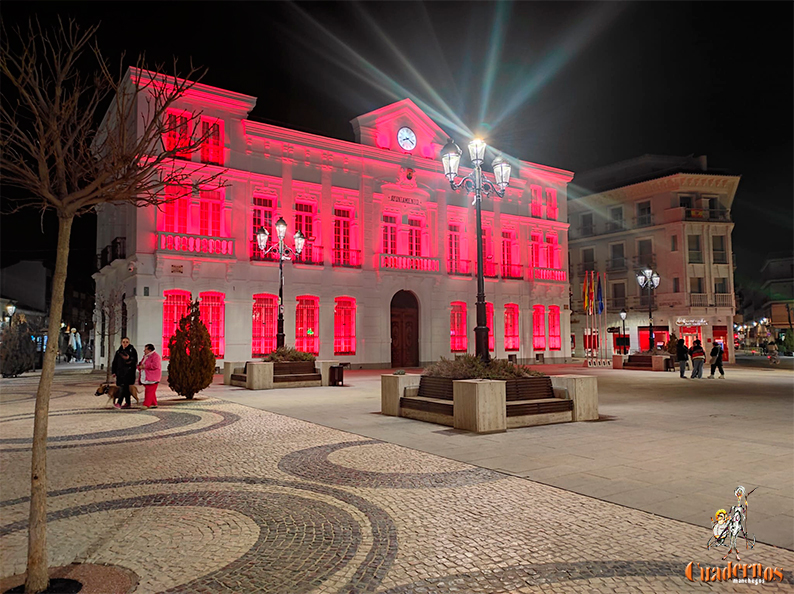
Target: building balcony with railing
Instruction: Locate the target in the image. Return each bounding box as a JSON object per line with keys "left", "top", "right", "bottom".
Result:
{"left": 501, "top": 264, "right": 524, "bottom": 280}
{"left": 606, "top": 257, "right": 627, "bottom": 272}
{"left": 293, "top": 245, "right": 324, "bottom": 266}
{"left": 684, "top": 208, "right": 731, "bottom": 222}
{"left": 533, "top": 267, "right": 567, "bottom": 282}
{"left": 577, "top": 261, "right": 597, "bottom": 276}
{"left": 477, "top": 260, "right": 499, "bottom": 278}
{"left": 714, "top": 293, "right": 734, "bottom": 308}
{"left": 578, "top": 225, "right": 595, "bottom": 237}
{"left": 97, "top": 236, "right": 126, "bottom": 270}
{"left": 447, "top": 259, "right": 472, "bottom": 276}
{"left": 634, "top": 213, "right": 654, "bottom": 228}
{"left": 690, "top": 293, "right": 708, "bottom": 307}
{"left": 379, "top": 253, "right": 440, "bottom": 273}
{"left": 158, "top": 232, "right": 234, "bottom": 258}
{"left": 332, "top": 249, "right": 361, "bottom": 268}
{"left": 605, "top": 220, "right": 626, "bottom": 233}
{"left": 632, "top": 254, "right": 656, "bottom": 269}
{"left": 713, "top": 250, "right": 728, "bottom": 264}
{"left": 688, "top": 250, "right": 704, "bottom": 264}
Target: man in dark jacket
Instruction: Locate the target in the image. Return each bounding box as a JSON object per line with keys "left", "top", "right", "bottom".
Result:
{"left": 675, "top": 339, "right": 689, "bottom": 378}
{"left": 689, "top": 340, "right": 707, "bottom": 379}
{"left": 708, "top": 343, "right": 725, "bottom": 379}
{"left": 112, "top": 337, "right": 138, "bottom": 408}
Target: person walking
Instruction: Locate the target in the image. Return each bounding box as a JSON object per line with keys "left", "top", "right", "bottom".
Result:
{"left": 112, "top": 337, "right": 138, "bottom": 408}
{"left": 708, "top": 342, "right": 725, "bottom": 379}
{"left": 676, "top": 338, "right": 690, "bottom": 378}
{"left": 689, "top": 339, "right": 706, "bottom": 379}
{"left": 767, "top": 341, "right": 779, "bottom": 365}
{"left": 138, "top": 343, "right": 162, "bottom": 408}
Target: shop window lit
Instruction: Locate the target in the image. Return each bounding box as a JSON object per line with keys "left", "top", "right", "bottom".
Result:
{"left": 334, "top": 297, "right": 356, "bottom": 355}
{"left": 162, "top": 290, "right": 191, "bottom": 358}
{"left": 252, "top": 294, "right": 277, "bottom": 356}
{"left": 200, "top": 292, "right": 226, "bottom": 357}
{"left": 504, "top": 304, "right": 519, "bottom": 351}
{"left": 450, "top": 302, "right": 467, "bottom": 352}
{"left": 533, "top": 305, "right": 546, "bottom": 351}
{"left": 296, "top": 295, "right": 319, "bottom": 355}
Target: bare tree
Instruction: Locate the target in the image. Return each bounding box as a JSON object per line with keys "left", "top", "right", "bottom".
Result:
{"left": 0, "top": 18, "right": 225, "bottom": 593}
{"left": 94, "top": 288, "right": 123, "bottom": 382}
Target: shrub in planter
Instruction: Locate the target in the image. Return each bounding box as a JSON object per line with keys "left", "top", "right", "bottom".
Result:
{"left": 167, "top": 301, "right": 216, "bottom": 399}
{"left": 0, "top": 314, "right": 36, "bottom": 378}
{"left": 423, "top": 354, "right": 546, "bottom": 380}
{"left": 263, "top": 346, "right": 316, "bottom": 362}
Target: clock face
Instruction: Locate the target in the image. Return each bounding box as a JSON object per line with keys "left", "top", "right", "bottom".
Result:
{"left": 397, "top": 127, "right": 417, "bottom": 151}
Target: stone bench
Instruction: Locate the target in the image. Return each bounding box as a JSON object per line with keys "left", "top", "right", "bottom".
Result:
{"left": 223, "top": 359, "right": 338, "bottom": 390}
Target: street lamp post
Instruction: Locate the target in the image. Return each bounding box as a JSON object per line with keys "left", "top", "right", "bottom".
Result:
{"left": 256, "top": 218, "right": 306, "bottom": 349}
{"left": 636, "top": 269, "right": 660, "bottom": 352}
{"left": 440, "top": 137, "right": 511, "bottom": 363}
{"left": 619, "top": 308, "right": 627, "bottom": 354}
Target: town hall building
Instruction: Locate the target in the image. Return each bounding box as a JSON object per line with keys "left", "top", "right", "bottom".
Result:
{"left": 94, "top": 71, "right": 574, "bottom": 369}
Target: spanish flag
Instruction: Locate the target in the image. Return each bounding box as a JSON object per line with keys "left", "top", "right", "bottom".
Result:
{"left": 583, "top": 271, "right": 589, "bottom": 313}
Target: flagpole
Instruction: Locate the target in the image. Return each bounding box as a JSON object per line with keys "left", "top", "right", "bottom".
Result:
{"left": 604, "top": 270, "right": 609, "bottom": 362}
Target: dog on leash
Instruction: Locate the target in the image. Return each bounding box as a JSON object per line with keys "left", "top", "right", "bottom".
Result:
{"left": 95, "top": 383, "right": 139, "bottom": 407}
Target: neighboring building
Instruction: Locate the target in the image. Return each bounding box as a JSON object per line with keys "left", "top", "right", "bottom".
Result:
{"left": 568, "top": 155, "right": 740, "bottom": 362}
{"left": 0, "top": 260, "right": 51, "bottom": 331}
{"left": 93, "top": 70, "right": 574, "bottom": 369}
{"left": 741, "top": 252, "right": 794, "bottom": 346}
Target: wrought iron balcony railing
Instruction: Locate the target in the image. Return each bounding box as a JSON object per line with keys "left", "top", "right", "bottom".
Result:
{"left": 606, "top": 257, "right": 628, "bottom": 272}
{"left": 477, "top": 261, "right": 499, "bottom": 278}
{"left": 688, "top": 251, "right": 704, "bottom": 264}
{"left": 501, "top": 264, "right": 524, "bottom": 279}
{"left": 447, "top": 259, "right": 472, "bottom": 276}
{"left": 635, "top": 214, "right": 654, "bottom": 228}
{"left": 713, "top": 250, "right": 728, "bottom": 264}
{"left": 632, "top": 254, "right": 656, "bottom": 268}
{"left": 684, "top": 208, "right": 731, "bottom": 222}
{"left": 332, "top": 249, "right": 361, "bottom": 268}
{"left": 577, "top": 262, "right": 597, "bottom": 276}
{"left": 293, "top": 245, "right": 324, "bottom": 266}
{"left": 714, "top": 293, "right": 734, "bottom": 308}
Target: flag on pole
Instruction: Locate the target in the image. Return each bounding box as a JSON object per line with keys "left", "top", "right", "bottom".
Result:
{"left": 588, "top": 271, "right": 596, "bottom": 314}
{"left": 596, "top": 272, "right": 604, "bottom": 314}
{"left": 583, "top": 272, "right": 589, "bottom": 313}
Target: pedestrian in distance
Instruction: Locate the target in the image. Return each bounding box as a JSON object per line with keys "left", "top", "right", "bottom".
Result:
{"left": 767, "top": 341, "right": 779, "bottom": 365}
{"left": 675, "top": 338, "right": 690, "bottom": 378}
{"left": 708, "top": 342, "right": 725, "bottom": 379}
{"left": 138, "top": 343, "right": 161, "bottom": 408}
{"left": 111, "top": 337, "right": 138, "bottom": 408}
{"left": 689, "top": 339, "right": 706, "bottom": 379}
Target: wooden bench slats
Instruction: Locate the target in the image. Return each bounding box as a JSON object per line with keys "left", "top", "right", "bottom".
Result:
{"left": 507, "top": 399, "right": 573, "bottom": 416}
{"left": 231, "top": 374, "right": 247, "bottom": 382}
{"left": 273, "top": 361, "right": 317, "bottom": 375}
{"left": 399, "top": 397, "right": 453, "bottom": 416}
{"left": 273, "top": 373, "right": 322, "bottom": 383}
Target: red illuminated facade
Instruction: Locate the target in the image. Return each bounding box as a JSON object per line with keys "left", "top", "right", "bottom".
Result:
{"left": 94, "top": 70, "right": 573, "bottom": 368}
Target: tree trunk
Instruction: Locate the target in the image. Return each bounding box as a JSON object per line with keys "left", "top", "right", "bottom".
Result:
{"left": 105, "top": 303, "right": 115, "bottom": 385}
{"left": 25, "top": 215, "right": 73, "bottom": 594}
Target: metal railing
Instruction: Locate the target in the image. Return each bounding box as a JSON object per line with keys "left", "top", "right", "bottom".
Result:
{"left": 688, "top": 251, "right": 704, "bottom": 264}
{"left": 608, "top": 297, "right": 627, "bottom": 310}
{"left": 332, "top": 249, "right": 361, "bottom": 268}
{"left": 477, "top": 261, "right": 499, "bottom": 278}
{"left": 714, "top": 293, "right": 734, "bottom": 307}
{"left": 159, "top": 233, "right": 234, "bottom": 257}
{"left": 690, "top": 293, "right": 708, "bottom": 307}
{"left": 379, "top": 254, "right": 440, "bottom": 273}
{"left": 713, "top": 250, "right": 728, "bottom": 264}
{"left": 632, "top": 254, "right": 656, "bottom": 268}
{"left": 578, "top": 225, "right": 595, "bottom": 237}
{"left": 501, "top": 264, "right": 524, "bottom": 279}
{"left": 447, "top": 259, "right": 472, "bottom": 276}
{"left": 606, "top": 257, "right": 627, "bottom": 272}
{"left": 635, "top": 214, "right": 654, "bottom": 228}
{"left": 293, "top": 245, "right": 324, "bottom": 266}
{"left": 97, "top": 237, "right": 126, "bottom": 270}
{"left": 577, "top": 262, "right": 597, "bottom": 276}
{"left": 606, "top": 220, "right": 626, "bottom": 232}
{"left": 684, "top": 208, "right": 731, "bottom": 222}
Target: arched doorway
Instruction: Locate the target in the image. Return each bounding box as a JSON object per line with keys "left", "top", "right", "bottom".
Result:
{"left": 391, "top": 290, "right": 419, "bottom": 367}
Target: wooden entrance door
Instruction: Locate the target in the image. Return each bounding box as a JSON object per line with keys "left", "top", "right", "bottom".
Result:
{"left": 391, "top": 291, "right": 419, "bottom": 367}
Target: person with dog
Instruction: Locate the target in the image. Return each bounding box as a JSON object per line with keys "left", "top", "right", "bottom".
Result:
{"left": 111, "top": 337, "right": 138, "bottom": 408}
{"left": 138, "top": 343, "right": 161, "bottom": 408}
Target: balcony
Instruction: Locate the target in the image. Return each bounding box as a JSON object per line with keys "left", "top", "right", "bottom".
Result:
{"left": 577, "top": 262, "right": 597, "bottom": 276}
{"left": 632, "top": 254, "right": 656, "bottom": 269}
{"left": 294, "top": 245, "right": 324, "bottom": 266}
{"left": 533, "top": 268, "right": 567, "bottom": 282}
{"left": 685, "top": 208, "right": 731, "bottom": 222}
{"left": 608, "top": 297, "right": 627, "bottom": 310}
{"left": 97, "top": 236, "right": 126, "bottom": 270}
{"left": 635, "top": 214, "right": 654, "bottom": 228}
{"left": 715, "top": 293, "right": 734, "bottom": 308}
{"left": 578, "top": 225, "right": 595, "bottom": 237}
{"left": 477, "top": 261, "right": 499, "bottom": 278}
{"left": 447, "top": 260, "right": 472, "bottom": 276}
{"left": 379, "top": 254, "right": 440, "bottom": 273}
{"left": 606, "top": 220, "right": 626, "bottom": 233}
{"left": 638, "top": 294, "right": 658, "bottom": 310}
{"left": 688, "top": 251, "right": 704, "bottom": 264}
{"left": 332, "top": 249, "right": 361, "bottom": 268}
{"left": 158, "top": 233, "right": 234, "bottom": 257}
{"left": 250, "top": 240, "right": 280, "bottom": 262}
{"left": 501, "top": 264, "right": 524, "bottom": 280}
{"left": 690, "top": 293, "right": 708, "bottom": 307}
{"left": 713, "top": 250, "right": 728, "bottom": 264}
{"left": 606, "top": 257, "right": 628, "bottom": 272}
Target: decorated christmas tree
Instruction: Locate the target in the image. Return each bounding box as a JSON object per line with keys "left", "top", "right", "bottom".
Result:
{"left": 167, "top": 300, "right": 216, "bottom": 399}
{"left": 0, "top": 314, "right": 37, "bottom": 377}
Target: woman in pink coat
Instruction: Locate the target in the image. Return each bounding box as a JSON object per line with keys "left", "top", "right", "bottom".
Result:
{"left": 138, "top": 343, "right": 162, "bottom": 408}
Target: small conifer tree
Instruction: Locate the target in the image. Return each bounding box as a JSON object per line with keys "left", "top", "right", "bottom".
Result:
{"left": 0, "top": 314, "right": 37, "bottom": 378}
{"left": 167, "top": 300, "right": 216, "bottom": 399}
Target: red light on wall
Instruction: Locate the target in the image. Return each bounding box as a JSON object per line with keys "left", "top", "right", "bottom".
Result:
{"left": 376, "top": 132, "right": 391, "bottom": 149}
{"left": 253, "top": 294, "right": 277, "bottom": 356}
{"left": 162, "top": 290, "right": 191, "bottom": 358}
{"left": 505, "top": 304, "right": 519, "bottom": 351}
{"left": 533, "top": 305, "right": 546, "bottom": 351}
{"left": 421, "top": 144, "right": 434, "bottom": 159}
{"left": 450, "top": 302, "right": 467, "bottom": 352}
{"left": 296, "top": 295, "right": 320, "bottom": 355}
{"left": 334, "top": 296, "right": 356, "bottom": 355}
{"left": 486, "top": 302, "right": 494, "bottom": 352}
{"left": 549, "top": 306, "right": 561, "bottom": 351}
{"left": 200, "top": 292, "right": 226, "bottom": 357}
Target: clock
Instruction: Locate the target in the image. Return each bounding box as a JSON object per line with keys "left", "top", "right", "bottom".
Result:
{"left": 397, "top": 127, "right": 417, "bottom": 151}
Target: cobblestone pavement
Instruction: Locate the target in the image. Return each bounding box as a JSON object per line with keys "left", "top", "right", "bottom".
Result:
{"left": 1, "top": 374, "right": 793, "bottom": 593}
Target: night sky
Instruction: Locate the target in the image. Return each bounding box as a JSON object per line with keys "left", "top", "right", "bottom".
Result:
{"left": 1, "top": 1, "right": 792, "bottom": 294}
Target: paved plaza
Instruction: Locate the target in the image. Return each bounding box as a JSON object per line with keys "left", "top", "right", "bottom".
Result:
{"left": 0, "top": 366, "right": 792, "bottom": 593}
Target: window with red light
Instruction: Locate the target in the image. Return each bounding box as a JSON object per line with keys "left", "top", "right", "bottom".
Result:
{"left": 162, "top": 290, "right": 191, "bottom": 358}
{"left": 252, "top": 194, "right": 274, "bottom": 257}
{"left": 545, "top": 188, "right": 558, "bottom": 220}
{"left": 531, "top": 232, "right": 545, "bottom": 267}
{"left": 200, "top": 292, "right": 225, "bottom": 357}
{"left": 486, "top": 302, "right": 495, "bottom": 351}
{"left": 504, "top": 304, "right": 519, "bottom": 351}
{"left": 164, "top": 111, "right": 191, "bottom": 158}
{"left": 334, "top": 296, "right": 356, "bottom": 355}
{"left": 295, "top": 203, "right": 315, "bottom": 256}
{"left": 533, "top": 305, "right": 546, "bottom": 351}
{"left": 252, "top": 294, "right": 277, "bottom": 357}
{"left": 382, "top": 215, "right": 397, "bottom": 254}
{"left": 296, "top": 296, "right": 319, "bottom": 355}
{"left": 408, "top": 219, "right": 422, "bottom": 256}
{"left": 200, "top": 119, "right": 223, "bottom": 165}
{"left": 164, "top": 186, "right": 188, "bottom": 233}
{"left": 501, "top": 231, "right": 514, "bottom": 267}
{"left": 545, "top": 233, "right": 560, "bottom": 268}
{"left": 333, "top": 208, "right": 352, "bottom": 266}
{"left": 548, "top": 306, "right": 561, "bottom": 350}
{"left": 448, "top": 223, "right": 462, "bottom": 269}
{"left": 199, "top": 190, "right": 222, "bottom": 237}
{"left": 530, "top": 185, "right": 543, "bottom": 218}
{"left": 450, "top": 302, "right": 467, "bottom": 352}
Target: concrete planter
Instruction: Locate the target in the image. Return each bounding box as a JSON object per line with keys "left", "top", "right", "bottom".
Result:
{"left": 453, "top": 379, "right": 506, "bottom": 434}
{"left": 246, "top": 361, "right": 273, "bottom": 390}
{"left": 315, "top": 360, "right": 340, "bottom": 386}
{"left": 223, "top": 361, "right": 245, "bottom": 385}
{"left": 381, "top": 373, "right": 421, "bottom": 417}
{"left": 612, "top": 354, "right": 626, "bottom": 370}
{"left": 550, "top": 375, "right": 598, "bottom": 421}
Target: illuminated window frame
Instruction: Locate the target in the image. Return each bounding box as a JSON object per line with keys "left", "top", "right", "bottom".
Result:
{"left": 162, "top": 290, "right": 192, "bottom": 359}
{"left": 533, "top": 305, "right": 546, "bottom": 351}
{"left": 549, "top": 305, "right": 561, "bottom": 351}
{"left": 200, "top": 291, "right": 226, "bottom": 357}
{"left": 252, "top": 294, "right": 277, "bottom": 357}
{"left": 296, "top": 295, "right": 319, "bottom": 355}
{"left": 200, "top": 118, "right": 223, "bottom": 165}
{"left": 504, "top": 304, "right": 520, "bottom": 351}
{"left": 450, "top": 301, "right": 467, "bottom": 353}
{"left": 486, "top": 302, "right": 495, "bottom": 351}
{"left": 334, "top": 296, "right": 356, "bottom": 355}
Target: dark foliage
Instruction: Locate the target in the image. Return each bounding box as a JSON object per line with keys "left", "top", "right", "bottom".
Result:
{"left": 423, "top": 354, "right": 546, "bottom": 380}
{"left": 262, "top": 346, "right": 316, "bottom": 362}
{"left": 167, "top": 301, "right": 216, "bottom": 399}
{"left": 0, "top": 314, "right": 36, "bottom": 377}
